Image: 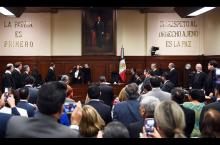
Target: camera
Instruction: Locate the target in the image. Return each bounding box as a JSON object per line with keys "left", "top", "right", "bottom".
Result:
{"left": 151, "top": 46, "right": 159, "bottom": 56}
{"left": 63, "top": 102, "right": 76, "bottom": 114}
{"left": 144, "top": 118, "right": 155, "bottom": 135}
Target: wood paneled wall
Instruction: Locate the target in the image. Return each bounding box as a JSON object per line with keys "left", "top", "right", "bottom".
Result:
{"left": 0, "top": 55, "right": 217, "bottom": 89}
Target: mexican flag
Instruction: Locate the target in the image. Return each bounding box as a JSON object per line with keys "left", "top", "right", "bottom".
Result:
{"left": 119, "top": 47, "right": 126, "bottom": 82}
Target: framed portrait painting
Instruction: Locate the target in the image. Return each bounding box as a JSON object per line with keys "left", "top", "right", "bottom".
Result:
{"left": 82, "top": 8, "right": 116, "bottom": 55}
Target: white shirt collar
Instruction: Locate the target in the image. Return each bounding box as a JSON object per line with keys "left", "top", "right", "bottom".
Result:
{"left": 15, "top": 68, "right": 21, "bottom": 73}
{"left": 25, "top": 84, "right": 33, "bottom": 87}
{"left": 49, "top": 67, "right": 54, "bottom": 70}
{"left": 5, "top": 70, "right": 11, "bottom": 74}
{"left": 20, "top": 99, "right": 28, "bottom": 102}
{"left": 170, "top": 68, "right": 175, "bottom": 71}
{"left": 164, "top": 80, "right": 169, "bottom": 84}
{"left": 25, "top": 71, "right": 29, "bottom": 74}
{"left": 217, "top": 98, "right": 220, "bottom": 101}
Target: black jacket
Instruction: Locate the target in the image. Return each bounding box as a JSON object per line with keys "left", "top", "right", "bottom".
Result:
{"left": 128, "top": 119, "right": 144, "bottom": 138}
{"left": 45, "top": 68, "right": 56, "bottom": 82}
{"left": 161, "top": 80, "right": 175, "bottom": 93}
{"left": 190, "top": 72, "right": 207, "bottom": 89}
{"left": 205, "top": 69, "right": 216, "bottom": 96}
{"left": 71, "top": 69, "right": 83, "bottom": 84}
{"left": 169, "top": 68, "right": 178, "bottom": 87}
{"left": 99, "top": 84, "right": 114, "bottom": 107}
{"left": 180, "top": 105, "right": 195, "bottom": 138}
{"left": 86, "top": 100, "right": 112, "bottom": 124}
{"left": 21, "top": 72, "right": 30, "bottom": 87}
{"left": 2, "top": 72, "right": 15, "bottom": 92}
{"left": 12, "top": 69, "right": 22, "bottom": 89}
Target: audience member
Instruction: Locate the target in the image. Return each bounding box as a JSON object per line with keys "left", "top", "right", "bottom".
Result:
{"left": 98, "top": 76, "right": 114, "bottom": 107}
{"left": 201, "top": 109, "right": 220, "bottom": 138}
{"left": 31, "top": 66, "right": 43, "bottom": 87}
{"left": 82, "top": 64, "right": 91, "bottom": 84}
{"left": 140, "top": 77, "right": 171, "bottom": 102}
{"left": 139, "top": 69, "right": 153, "bottom": 95}
{"left": 6, "top": 81, "right": 79, "bottom": 138}
{"left": 86, "top": 84, "right": 112, "bottom": 124}
{"left": 142, "top": 101, "right": 186, "bottom": 138}
{"left": 16, "top": 87, "right": 36, "bottom": 117}
{"left": 79, "top": 105, "right": 105, "bottom": 137}
{"left": 150, "top": 63, "right": 162, "bottom": 76}
{"left": 171, "top": 88, "right": 195, "bottom": 137}
{"left": 183, "top": 89, "right": 205, "bottom": 137}
{"left": 100, "top": 121, "right": 130, "bottom": 138}
{"left": 128, "top": 96, "right": 160, "bottom": 138}
{"left": 112, "top": 83, "right": 142, "bottom": 127}
{"left": 24, "top": 76, "right": 39, "bottom": 105}
{"left": 200, "top": 84, "right": 220, "bottom": 130}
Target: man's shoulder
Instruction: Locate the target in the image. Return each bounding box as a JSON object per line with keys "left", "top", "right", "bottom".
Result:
{"left": 203, "top": 101, "right": 220, "bottom": 111}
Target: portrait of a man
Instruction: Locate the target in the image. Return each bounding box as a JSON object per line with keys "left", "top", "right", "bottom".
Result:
{"left": 82, "top": 9, "right": 116, "bottom": 55}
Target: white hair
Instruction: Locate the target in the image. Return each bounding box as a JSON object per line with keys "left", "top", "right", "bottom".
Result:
{"left": 140, "top": 96, "right": 160, "bottom": 116}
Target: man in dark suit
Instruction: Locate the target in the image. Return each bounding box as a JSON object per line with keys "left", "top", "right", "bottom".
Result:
{"left": 45, "top": 63, "right": 56, "bottom": 82}
{"left": 16, "top": 87, "right": 36, "bottom": 117}
{"left": 112, "top": 83, "right": 142, "bottom": 127}
{"left": 204, "top": 60, "right": 217, "bottom": 96}
{"left": 86, "top": 84, "right": 112, "bottom": 124}
{"left": 200, "top": 84, "right": 220, "bottom": 131}
{"left": 151, "top": 63, "right": 162, "bottom": 76}
{"left": 161, "top": 72, "right": 175, "bottom": 93}
{"left": 98, "top": 76, "right": 114, "bottom": 107}
{"left": 24, "top": 76, "right": 39, "bottom": 105}
{"left": 94, "top": 16, "right": 104, "bottom": 48}
{"left": 171, "top": 88, "right": 195, "bottom": 138}
{"left": 21, "top": 65, "right": 31, "bottom": 87}
{"left": 168, "top": 62, "right": 178, "bottom": 87}
{"left": 82, "top": 64, "right": 91, "bottom": 84}
{"left": 6, "top": 81, "right": 79, "bottom": 138}
{"left": 70, "top": 65, "right": 83, "bottom": 84}
{"left": 190, "top": 63, "right": 207, "bottom": 90}
{"left": 128, "top": 96, "right": 160, "bottom": 138}
{"left": 2, "top": 63, "right": 15, "bottom": 93}
{"left": 12, "top": 62, "right": 23, "bottom": 89}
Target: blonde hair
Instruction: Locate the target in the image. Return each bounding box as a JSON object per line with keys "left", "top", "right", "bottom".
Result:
{"left": 154, "top": 101, "right": 186, "bottom": 138}
{"left": 118, "top": 87, "right": 127, "bottom": 102}
{"left": 79, "top": 105, "right": 105, "bottom": 137}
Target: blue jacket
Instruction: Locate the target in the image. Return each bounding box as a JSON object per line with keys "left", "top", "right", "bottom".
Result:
{"left": 16, "top": 101, "right": 36, "bottom": 117}
{"left": 113, "top": 100, "right": 142, "bottom": 127}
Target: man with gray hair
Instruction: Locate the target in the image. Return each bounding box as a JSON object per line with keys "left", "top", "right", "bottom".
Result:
{"left": 168, "top": 62, "right": 178, "bottom": 87}
{"left": 128, "top": 96, "right": 160, "bottom": 138}
{"left": 21, "top": 65, "right": 30, "bottom": 87}
{"left": 61, "top": 75, "right": 70, "bottom": 85}
{"left": 190, "top": 63, "right": 207, "bottom": 90}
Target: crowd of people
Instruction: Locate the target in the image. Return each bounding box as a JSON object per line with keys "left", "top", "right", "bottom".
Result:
{"left": 0, "top": 60, "right": 220, "bottom": 138}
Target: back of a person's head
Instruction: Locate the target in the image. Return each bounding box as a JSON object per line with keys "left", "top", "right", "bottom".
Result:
{"left": 125, "top": 83, "right": 139, "bottom": 100}
{"left": 102, "top": 121, "right": 130, "bottom": 138}
{"left": 118, "top": 87, "right": 127, "bottom": 102}
{"left": 171, "top": 88, "right": 185, "bottom": 104}
{"left": 154, "top": 100, "right": 186, "bottom": 138}
{"left": 19, "top": 87, "right": 29, "bottom": 100}
{"left": 37, "top": 81, "right": 66, "bottom": 115}
{"left": 201, "top": 109, "right": 220, "bottom": 138}
{"left": 99, "top": 76, "right": 106, "bottom": 82}
{"left": 24, "top": 76, "right": 35, "bottom": 85}
{"left": 150, "top": 77, "right": 161, "bottom": 88}
{"left": 23, "top": 65, "right": 29, "bottom": 71}
{"left": 189, "top": 89, "right": 205, "bottom": 102}
{"left": 88, "top": 85, "right": 101, "bottom": 99}
{"left": 14, "top": 62, "right": 22, "bottom": 68}
{"left": 61, "top": 75, "right": 69, "bottom": 83}
{"left": 209, "top": 60, "right": 218, "bottom": 67}
{"left": 140, "top": 96, "right": 160, "bottom": 118}
{"left": 6, "top": 63, "right": 13, "bottom": 70}
{"left": 79, "top": 105, "right": 105, "bottom": 137}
